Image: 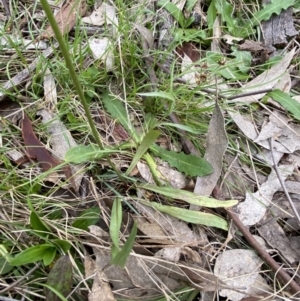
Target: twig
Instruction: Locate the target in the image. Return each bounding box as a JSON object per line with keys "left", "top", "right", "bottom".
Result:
{"left": 226, "top": 88, "right": 273, "bottom": 100}
{"left": 269, "top": 138, "right": 300, "bottom": 225}
{"left": 227, "top": 209, "right": 300, "bottom": 296}
{"left": 0, "top": 263, "right": 40, "bottom": 294}
{"left": 0, "top": 297, "right": 21, "bottom": 301}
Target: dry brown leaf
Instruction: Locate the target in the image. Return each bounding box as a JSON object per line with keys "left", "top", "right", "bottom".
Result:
{"left": 235, "top": 161, "right": 295, "bottom": 226}
{"left": 176, "top": 42, "right": 200, "bottom": 62}
{"left": 257, "top": 218, "right": 299, "bottom": 264}
{"left": 43, "top": 68, "right": 57, "bottom": 108}
{"left": 192, "top": 102, "right": 228, "bottom": 205}
{"left": 84, "top": 256, "right": 116, "bottom": 301}
{"left": 37, "top": 109, "right": 85, "bottom": 191}
{"left": 40, "top": 0, "right": 87, "bottom": 39}
{"left": 238, "top": 40, "right": 265, "bottom": 52}
{"left": 21, "top": 113, "right": 59, "bottom": 171}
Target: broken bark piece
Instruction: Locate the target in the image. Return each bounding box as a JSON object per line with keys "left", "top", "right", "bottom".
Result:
{"left": 262, "top": 0, "right": 298, "bottom": 52}
{"left": 22, "top": 112, "right": 59, "bottom": 171}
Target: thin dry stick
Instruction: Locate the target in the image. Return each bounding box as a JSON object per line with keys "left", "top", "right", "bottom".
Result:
{"left": 227, "top": 209, "right": 300, "bottom": 296}
{"left": 0, "top": 297, "right": 21, "bottom": 301}
{"left": 269, "top": 138, "right": 300, "bottom": 224}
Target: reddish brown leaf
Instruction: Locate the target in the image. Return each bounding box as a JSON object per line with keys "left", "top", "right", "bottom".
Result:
{"left": 22, "top": 113, "right": 59, "bottom": 171}
{"left": 176, "top": 42, "right": 200, "bottom": 62}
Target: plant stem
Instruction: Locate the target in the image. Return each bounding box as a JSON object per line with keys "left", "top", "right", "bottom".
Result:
{"left": 39, "top": 0, "right": 125, "bottom": 181}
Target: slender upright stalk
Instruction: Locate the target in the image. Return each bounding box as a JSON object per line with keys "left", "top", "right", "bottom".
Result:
{"left": 39, "top": 0, "right": 124, "bottom": 181}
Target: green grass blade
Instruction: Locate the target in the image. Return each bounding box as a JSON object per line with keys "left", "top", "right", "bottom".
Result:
{"left": 65, "top": 145, "right": 119, "bottom": 164}
{"left": 43, "top": 247, "right": 57, "bottom": 266}
{"left": 110, "top": 198, "right": 122, "bottom": 250}
{"left": 268, "top": 89, "right": 300, "bottom": 121}
{"left": 102, "top": 90, "right": 138, "bottom": 141}
{"left": 138, "top": 183, "right": 238, "bottom": 208}
{"left": 139, "top": 200, "right": 228, "bottom": 230}
{"left": 111, "top": 222, "right": 137, "bottom": 268}
{"left": 10, "top": 244, "right": 52, "bottom": 266}
{"left": 126, "top": 130, "right": 160, "bottom": 175}
{"left": 30, "top": 211, "right": 52, "bottom": 237}
{"left": 157, "top": 0, "right": 186, "bottom": 28}
{"left": 138, "top": 91, "right": 176, "bottom": 102}
{"left": 151, "top": 144, "right": 213, "bottom": 177}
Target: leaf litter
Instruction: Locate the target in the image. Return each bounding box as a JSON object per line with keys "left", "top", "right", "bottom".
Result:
{"left": 1, "top": 0, "right": 300, "bottom": 300}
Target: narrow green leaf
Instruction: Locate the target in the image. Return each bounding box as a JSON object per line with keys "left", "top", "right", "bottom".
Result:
{"left": 111, "top": 244, "right": 119, "bottom": 260}
{"left": 138, "top": 183, "right": 238, "bottom": 208}
{"left": 43, "top": 247, "right": 57, "bottom": 266}
{"left": 110, "top": 198, "right": 122, "bottom": 250}
{"left": 111, "top": 222, "right": 137, "bottom": 268}
{"left": 65, "top": 145, "right": 118, "bottom": 164}
{"left": 157, "top": 0, "right": 186, "bottom": 28}
{"left": 232, "top": 50, "right": 252, "bottom": 74}
{"left": 0, "top": 258, "right": 13, "bottom": 275}
{"left": 43, "top": 285, "right": 69, "bottom": 301}
{"left": 207, "top": 0, "right": 217, "bottom": 29}
{"left": 44, "top": 255, "right": 73, "bottom": 301}
{"left": 185, "top": 0, "right": 199, "bottom": 13}
{"left": 138, "top": 91, "right": 176, "bottom": 102}
{"left": 102, "top": 91, "right": 137, "bottom": 140}
{"left": 268, "top": 90, "right": 300, "bottom": 121}
{"left": 0, "top": 245, "right": 13, "bottom": 263}
{"left": 126, "top": 130, "right": 160, "bottom": 175}
{"left": 151, "top": 144, "right": 213, "bottom": 177}
{"left": 30, "top": 211, "right": 51, "bottom": 237}
{"left": 139, "top": 200, "right": 228, "bottom": 230}
{"left": 215, "top": 0, "right": 237, "bottom": 33}
{"left": 51, "top": 239, "right": 71, "bottom": 253}
{"left": 159, "top": 122, "right": 203, "bottom": 134}
{"left": 72, "top": 207, "right": 100, "bottom": 230}
{"left": 10, "top": 244, "right": 52, "bottom": 266}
